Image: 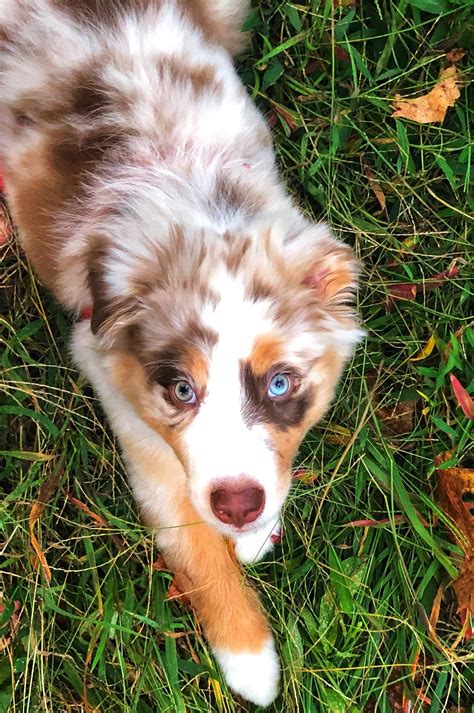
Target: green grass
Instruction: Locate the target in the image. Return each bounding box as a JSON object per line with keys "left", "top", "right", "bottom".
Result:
{"left": 1, "top": 1, "right": 473, "bottom": 711}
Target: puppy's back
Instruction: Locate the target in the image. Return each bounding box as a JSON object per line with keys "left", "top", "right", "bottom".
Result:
{"left": 1, "top": 0, "right": 249, "bottom": 55}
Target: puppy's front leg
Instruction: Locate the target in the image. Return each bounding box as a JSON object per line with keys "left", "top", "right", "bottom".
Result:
{"left": 123, "top": 441, "right": 280, "bottom": 708}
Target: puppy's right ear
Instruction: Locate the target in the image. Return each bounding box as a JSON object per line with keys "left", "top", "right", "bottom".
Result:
{"left": 283, "top": 222, "right": 360, "bottom": 310}
{"left": 87, "top": 241, "right": 139, "bottom": 348}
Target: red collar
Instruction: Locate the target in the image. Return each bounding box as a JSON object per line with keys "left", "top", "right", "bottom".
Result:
{"left": 79, "top": 306, "right": 93, "bottom": 321}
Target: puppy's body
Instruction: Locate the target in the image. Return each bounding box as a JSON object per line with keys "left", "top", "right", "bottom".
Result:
{"left": 1, "top": 1, "right": 362, "bottom": 705}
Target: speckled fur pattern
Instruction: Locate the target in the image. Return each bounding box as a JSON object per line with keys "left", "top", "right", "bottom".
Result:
{"left": 0, "top": 1, "right": 363, "bottom": 705}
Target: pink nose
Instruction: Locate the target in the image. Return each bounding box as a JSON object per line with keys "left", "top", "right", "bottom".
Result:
{"left": 210, "top": 481, "right": 265, "bottom": 528}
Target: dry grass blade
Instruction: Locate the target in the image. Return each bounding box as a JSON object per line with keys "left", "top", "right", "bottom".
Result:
{"left": 29, "top": 466, "right": 63, "bottom": 583}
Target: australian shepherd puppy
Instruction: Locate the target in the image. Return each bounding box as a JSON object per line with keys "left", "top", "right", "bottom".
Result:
{"left": 0, "top": 0, "right": 363, "bottom": 705}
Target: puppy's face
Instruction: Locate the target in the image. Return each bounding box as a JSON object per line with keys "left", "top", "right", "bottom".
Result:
{"left": 91, "top": 222, "right": 362, "bottom": 535}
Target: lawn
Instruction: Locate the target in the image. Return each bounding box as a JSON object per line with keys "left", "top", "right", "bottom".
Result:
{"left": 1, "top": 0, "right": 473, "bottom": 711}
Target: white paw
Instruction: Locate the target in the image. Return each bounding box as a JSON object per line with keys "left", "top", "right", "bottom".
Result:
{"left": 214, "top": 638, "right": 280, "bottom": 707}
{"left": 234, "top": 520, "right": 281, "bottom": 564}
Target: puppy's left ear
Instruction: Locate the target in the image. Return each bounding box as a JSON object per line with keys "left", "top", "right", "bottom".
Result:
{"left": 284, "top": 222, "right": 360, "bottom": 308}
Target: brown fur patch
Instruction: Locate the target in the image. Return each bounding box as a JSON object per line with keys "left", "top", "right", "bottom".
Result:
{"left": 225, "top": 234, "right": 251, "bottom": 273}
{"left": 3, "top": 135, "right": 84, "bottom": 292}
{"left": 215, "top": 176, "right": 266, "bottom": 222}
{"left": 55, "top": 0, "right": 248, "bottom": 56}
{"left": 248, "top": 278, "right": 275, "bottom": 302}
{"left": 53, "top": 0, "right": 161, "bottom": 24}
{"left": 240, "top": 362, "right": 312, "bottom": 431}
{"left": 146, "top": 341, "right": 210, "bottom": 395}
{"left": 180, "top": 0, "right": 249, "bottom": 56}
{"left": 166, "top": 60, "right": 220, "bottom": 95}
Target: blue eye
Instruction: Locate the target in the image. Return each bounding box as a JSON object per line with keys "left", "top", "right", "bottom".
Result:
{"left": 173, "top": 380, "right": 196, "bottom": 404}
{"left": 268, "top": 373, "right": 292, "bottom": 399}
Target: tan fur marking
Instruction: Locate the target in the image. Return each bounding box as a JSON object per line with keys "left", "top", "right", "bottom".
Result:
{"left": 173, "top": 498, "right": 270, "bottom": 652}
{"left": 109, "top": 352, "right": 193, "bottom": 467}
{"left": 248, "top": 334, "right": 284, "bottom": 376}
{"left": 183, "top": 346, "right": 209, "bottom": 392}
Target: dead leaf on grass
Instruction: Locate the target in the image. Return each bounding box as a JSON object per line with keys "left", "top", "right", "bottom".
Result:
{"left": 386, "top": 282, "right": 417, "bottom": 309}
{"left": 386, "top": 263, "right": 459, "bottom": 310}
{"left": 392, "top": 66, "right": 460, "bottom": 124}
{"left": 445, "top": 48, "right": 466, "bottom": 64}
{"left": 450, "top": 374, "right": 474, "bottom": 420}
{"left": 293, "top": 468, "right": 319, "bottom": 484}
{"left": 334, "top": 45, "right": 350, "bottom": 62}
{"left": 271, "top": 102, "right": 298, "bottom": 132}
{"left": 409, "top": 335, "right": 436, "bottom": 362}
{"left": 435, "top": 453, "right": 474, "bottom": 637}
{"left": 0, "top": 600, "right": 22, "bottom": 652}
{"left": 361, "top": 161, "right": 386, "bottom": 214}
{"left": 29, "top": 470, "right": 62, "bottom": 583}
{"left": 376, "top": 400, "right": 416, "bottom": 436}
{"left": 372, "top": 137, "right": 396, "bottom": 145}
{"left": 0, "top": 205, "right": 12, "bottom": 248}
{"left": 425, "top": 264, "right": 460, "bottom": 290}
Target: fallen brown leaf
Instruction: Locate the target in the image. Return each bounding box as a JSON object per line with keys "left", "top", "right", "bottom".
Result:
{"left": 304, "top": 59, "right": 325, "bottom": 76}
{"left": 334, "top": 45, "right": 350, "bottom": 62}
{"left": 0, "top": 600, "right": 22, "bottom": 652}
{"left": 386, "top": 283, "right": 417, "bottom": 309}
{"left": 292, "top": 468, "right": 319, "bottom": 484}
{"left": 386, "top": 263, "right": 459, "bottom": 310}
{"left": 376, "top": 400, "right": 416, "bottom": 436}
{"left": 272, "top": 103, "right": 298, "bottom": 132}
{"left": 361, "top": 161, "right": 386, "bottom": 214}
{"left": 392, "top": 66, "right": 460, "bottom": 124}
{"left": 436, "top": 454, "right": 474, "bottom": 637}
{"left": 424, "top": 264, "right": 459, "bottom": 291}
{"left": 445, "top": 48, "right": 466, "bottom": 64}
{"left": 30, "top": 470, "right": 62, "bottom": 582}
{"left": 0, "top": 205, "right": 12, "bottom": 248}
{"left": 372, "top": 137, "right": 396, "bottom": 145}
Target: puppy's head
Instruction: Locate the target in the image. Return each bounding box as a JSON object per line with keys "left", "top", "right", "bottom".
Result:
{"left": 88, "top": 218, "right": 363, "bottom": 534}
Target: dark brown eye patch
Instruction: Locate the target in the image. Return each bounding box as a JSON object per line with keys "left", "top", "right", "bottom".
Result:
{"left": 240, "top": 363, "right": 311, "bottom": 430}
{"left": 147, "top": 360, "right": 187, "bottom": 387}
